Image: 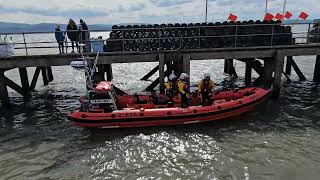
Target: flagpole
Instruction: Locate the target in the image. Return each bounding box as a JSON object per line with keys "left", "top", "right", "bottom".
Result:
{"left": 282, "top": 0, "right": 287, "bottom": 16}
{"left": 205, "top": 0, "right": 208, "bottom": 22}
{"left": 265, "top": 0, "right": 268, "bottom": 15}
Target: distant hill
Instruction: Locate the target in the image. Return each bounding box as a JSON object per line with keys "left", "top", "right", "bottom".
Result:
{"left": 0, "top": 22, "right": 113, "bottom": 33}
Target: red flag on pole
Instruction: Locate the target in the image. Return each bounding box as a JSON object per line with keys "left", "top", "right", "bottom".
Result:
{"left": 299, "top": 12, "right": 309, "bottom": 20}
{"left": 264, "top": 12, "right": 274, "bottom": 21}
{"left": 275, "top": 13, "right": 284, "bottom": 21}
{"left": 284, "top": 11, "right": 293, "bottom": 19}
{"left": 228, "top": 13, "right": 238, "bottom": 22}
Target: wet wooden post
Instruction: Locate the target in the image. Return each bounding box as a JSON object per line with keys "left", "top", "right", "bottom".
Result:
{"left": 0, "top": 70, "right": 10, "bottom": 106}
{"left": 224, "top": 59, "right": 229, "bottom": 73}
{"left": 264, "top": 59, "right": 274, "bottom": 89}
{"left": 290, "top": 57, "right": 306, "bottom": 81}
{"left": 272, "top": 51, "right": 284, "bottom": 97}
{"left": 245, "top": 60, "right": 252, "bottom": 86}
{"left": 47, "top": 66, "right": 54, "bottom": 82}
{"left": 97, "top": 66, "right": 105, "bottom": 82}
{"left": 40, "top": 67, "right": 49, "bottom": 86}
{"left": 159, "top": 53, "right": 165, "bottom": 94}
{"left": 105, "top": 64, "right": 113, "bottom": 81}
{"left": 313, "top": 55, "right": 320, "bottom": 84}
{"left": 18, "top": 67, "right": 30, "bottom": 97}
{"left": 30, "top": 67, "right": 41, "bottom": 91}
{"left": 182, "top": 54, "right": 191, "bottom": 88}
{"left": 285, "top": 56, "right": 292, "bottom": 75}
{"left": 224, "top": 59, "right": 233, "bottom": 74}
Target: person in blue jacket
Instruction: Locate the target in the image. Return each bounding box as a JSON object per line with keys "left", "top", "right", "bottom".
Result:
{"left": 55, "top": 24, "right": 65, "bottom": 54}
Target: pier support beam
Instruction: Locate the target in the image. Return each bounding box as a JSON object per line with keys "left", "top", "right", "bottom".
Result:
{"left": 289, "top": 56, "right": 306, "bottom": 81}
{"left": 0, "top": 70, "right": 9, "bottom": 106}
{"left": 41, "top": 67, "right": 49, "bottom": 86}
{"left": 264, "top": 59, "right": 274, "bottom": 89}
{"left": 140, "top": 65, "right": 159, "bottom": 81}
{"left": 272, "top": 51, "right": 285, "bottom": 97}
{"left": 19, "top": 68, "right": 30, "bottom": 97}
{"left": 47, "top": 66, "right": 54, "bottom": 82}
{"left": 285, "top": 56, "right": 292, "bottom": 75}
{"left": 182, "top": 54, "right": 191, "bottom": 87}
{"left": 159, "top": 53, "right": 165, "bottom": 94}
{"left": 104, "top": 64, "right": 113, "bottom": 81}
{"left": 30, "top": 67, "right": 41, "bottom": 91}
{"left": 314, "top": 55, "right": 320, "bottom": 84}
{"left": 245, "top": 60, "right": 252, "bottom": 86}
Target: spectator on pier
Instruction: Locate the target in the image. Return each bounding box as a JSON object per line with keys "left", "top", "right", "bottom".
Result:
{"left": 177, "top": 73, "right": 190, "bottom": 108}
{"left": 67, "top": 19, "right": 79, "bottom": 53}
{"left": 79, "top": 19, "right": 90, "bottom": 52}
{"left": 198, "top": 73, "right": 215, "bottom": 106}
{"left": 55, "top": 24, "right": 65, "bottom": 54}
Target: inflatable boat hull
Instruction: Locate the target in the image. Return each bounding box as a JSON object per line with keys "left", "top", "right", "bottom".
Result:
{"left": 68, "top": 87, "right": 270, "bottom": 128}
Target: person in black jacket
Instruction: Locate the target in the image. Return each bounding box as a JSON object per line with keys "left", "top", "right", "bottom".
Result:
{"left": 66, "top": 19, "right": 79, "bottom": 52}
{"left": 79, "top": 19, "right": 90, "bottom": 52}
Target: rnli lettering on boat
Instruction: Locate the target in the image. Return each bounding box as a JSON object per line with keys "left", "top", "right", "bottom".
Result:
{"left": 90, "top": 99, "right": 113, "bottom": 104}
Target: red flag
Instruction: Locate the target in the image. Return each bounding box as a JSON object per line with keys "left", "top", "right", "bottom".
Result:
{"left": 264, "top": 13, "right": 274, "bottom": 21}
{"left": 284, "top": 11, "right": 293, "bottom": 19}
{"left": 299, "top": 12, "right": 309, "bottom": 20}
{"left": 275, "top": 13, "right": 284, "bottom": 21}
{"left": 228, "top": 13, "right": 238, "bottom": 22}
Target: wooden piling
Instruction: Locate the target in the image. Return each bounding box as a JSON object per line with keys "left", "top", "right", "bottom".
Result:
{"left": 30, "top": 67, "right": 41, "bottom": 91}
{"left": 285, "top": 56, "right": 292, "bottom": 75}
{"left": 159, "top": 53, "right": 165, "bottom": 94}
{"left": 264, "top": 59, "right": 273, "bottom": 88}
{"left": 19, "top": 68, "right": 30, "bottom": 97}
{"left": 272, "top": 51, "right": 285, "bottom": 97}
{"left": 96, "top": 66, "right": 105, "bottom": 82}
{"left": 105, "top": 64, "right": 113, "bottom": 81}
{"left": 47, "top": 66, "right": 54, "bottom": 82}
{"left": 182, "top": 54, "right": 191, "bottom": 88}
{"left": 245, "top": 60, "right": 252, "bottom": 86}
{"left": 0, "top": 70, "right": 10, "bottom": 106}
{"left": 313, "top": 55, "right": 320, "bottom": 84}
{"left": 40, "top": 67, "right": 49, "bottom": 86}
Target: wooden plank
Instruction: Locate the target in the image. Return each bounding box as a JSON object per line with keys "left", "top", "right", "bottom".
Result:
{"left": 105, "top": 64, "right": 113, "bottom": 81}
{"left": 272, "top": 51, "right": 285, "bottom": 97}
{"left": 314, "top": 55, "right": 320, "bottom": 84}
{"left": 30, "top": 67, "right": 41, "bottom": 91}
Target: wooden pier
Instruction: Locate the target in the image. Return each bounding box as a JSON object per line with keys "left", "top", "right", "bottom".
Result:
{"left": 1, "top": 22, "right": 320, "bottom": 106}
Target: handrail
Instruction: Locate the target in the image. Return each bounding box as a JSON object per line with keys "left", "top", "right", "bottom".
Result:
{"left": 0, "top": 22, "right": 319, "bottom": 56}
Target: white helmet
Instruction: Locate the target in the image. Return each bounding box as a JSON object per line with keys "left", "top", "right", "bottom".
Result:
{"left": 169, "top": 73, "right": 177, "bottom": 81}
{"left": 179, "top": 73, "right": 189, "bottom": 80}
{"left": 204, "top": 73, "right": 210, "bottom": 80}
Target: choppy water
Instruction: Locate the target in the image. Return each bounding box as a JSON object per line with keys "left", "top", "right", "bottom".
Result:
{"left": 1, "top": 28, "right": 320, "bottom": 179}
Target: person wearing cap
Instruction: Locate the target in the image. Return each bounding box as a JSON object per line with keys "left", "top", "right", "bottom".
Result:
{"left": 55, "top": 24, "right": 65, "bottom": 54}
{"left": 164, "top": 71, "right": 178, "bottom": 102}
{"left": 198, "top": 73, "right": 215, "bottom": 106}
{"left": 177, "top": 73, "right": 190, "bottom": 108}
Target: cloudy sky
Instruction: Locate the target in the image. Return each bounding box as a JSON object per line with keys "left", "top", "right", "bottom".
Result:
{"left": 0, "top": 0, "right": 318, "bottom": 24}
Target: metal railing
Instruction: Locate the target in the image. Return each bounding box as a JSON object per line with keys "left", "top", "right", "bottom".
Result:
{"left": 0, "top": 22, "right": 320, "bottom": 56}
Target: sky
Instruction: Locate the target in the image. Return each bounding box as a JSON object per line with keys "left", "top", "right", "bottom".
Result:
{"left": 0, "top": 0, "right": 318, "bottom": 24}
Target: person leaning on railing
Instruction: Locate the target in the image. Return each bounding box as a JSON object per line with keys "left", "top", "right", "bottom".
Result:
{"left": 79, "top": 19, "right": 90, "bottom": 52}
{"left": 55, "top": 24, "right": 65, "bottom": 54}
{"left": 67, "top": 19, "right": 79, "bottom": 53}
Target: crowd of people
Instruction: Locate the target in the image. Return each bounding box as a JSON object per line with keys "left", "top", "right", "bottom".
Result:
{"left": 164, "top": 72, "right": 216, "bottom": 108}
{"left": 54, "top": 19, "right": 90, "bottom": 54}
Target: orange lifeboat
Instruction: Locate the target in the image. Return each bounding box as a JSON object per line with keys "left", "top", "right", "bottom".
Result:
{"left": 68, "top": 84, "right": 270, "bottom": 128}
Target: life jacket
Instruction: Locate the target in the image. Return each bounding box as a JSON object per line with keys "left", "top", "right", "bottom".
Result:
{"left": 164, "top": 81, "right": 178, "bottom": 97}
{"left": 177, "top": 80, "right": 189, "bottom": 94}
{"left": 198, "top": 80, "right": 215, "bottom": 93}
